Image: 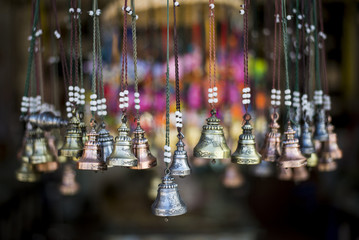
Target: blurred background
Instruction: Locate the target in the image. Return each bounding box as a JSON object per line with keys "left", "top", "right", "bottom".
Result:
{"left": 0, "top": 0, "right": 359, "bottom": 239}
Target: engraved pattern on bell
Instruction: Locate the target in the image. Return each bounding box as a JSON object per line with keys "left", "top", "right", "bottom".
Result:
{"left": 151, "top": 174, "right": 187, "bottom": 217}
{"left": 22, "top": 112, "right": 68, "bottom": 131}
{"left": 30, "top": 128, "right": 54, "bottom": 165}
{"left": 107, "top": 120, "right": 138, "bottom": 167}
{"left": 193, "top": 110, "right": 231, "bottom": 160}
{"left": 231, "top": 116, "right": 261, "bottom": 165}
{"left": 98, "top": 122, "right": 114, "bottom": 165}
{"left": 169, "top": 132, "right": 191, "bottom": 177}
{"left": 313, "top": 108, "right": 329, "bottom": 141}
{"left": 278, "top": 122, "right": 307, "bottom": 169}
{"left": 130, "top": 123, "right": 157, "bottom": 170}
{"left": 260, "top": 113, "right": 281, "bottom": 162}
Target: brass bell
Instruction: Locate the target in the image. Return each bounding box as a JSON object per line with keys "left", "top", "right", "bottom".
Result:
{"left": 169, "top": 132, "right": 191, "bottom": 177}
{"left": 223, "top": 164, "right": 244, "bottom": 188}
{"left": 278, "top": 166, "right": 292, "bottom": 181}
{"left": 77, "top": 121, "right": 107, "bottom": 171}
{"left": 278, "top": 122, "right": 307, "bottom": 169}
{"left": 299, "top": 118, "right": 315, "bottom": 155}
{"left": 151, "top": 173, "right": 187, "bottom": 217}
{"left": 59, "top": 164, "right": 80, "bottom": 195}
{"left": 193, "top": 109, "right": 231, "bottom": 161}
{"left": 107, "top": 118, "right": 138, "bottom": 168}
{"left": 98, "top": 122, "right": 114, "bottom": 165}
{"left": 130, "top": 122, "right": 157, "bottom": 170}
{"left": 78, "top": 112, "right": 88, "bottom": 144}
{"left": 313, "top": 108, "right": 328, "bottom": 141}
{"left": 36, "top": 132, "right": 59, "bottom": 172}
{"left": 318, "top": 139, "right": 337, "bottom": 172}
{"left": 326, "top": 116, "right": 342, "bottom": 160}
{"left": 306, "top": 153, "right": 318, "bottom": 168}
{"left": 260, "top": 112, "right": 281, "bottom": 162}
{"left": 30, "top": 128, "right": 53, "bottom": 165}
{"left": 21, "top": 111, "right": 68, "bottom": 131}
{"left": 231, "top": 114, "right": 261, "bottom": 165}
{"left": 293, "top": 166, "right": 309, "bottom": 182}
{"left": 58, "top": 112, "right": 83, "bottom": 159}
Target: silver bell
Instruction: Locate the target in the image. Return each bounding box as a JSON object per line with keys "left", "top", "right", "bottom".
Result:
{"left": 169, "top": 132, "right": 191, "bottom": 177}
{"left": 97, "top": 122, "right": 114, "bottom": 165}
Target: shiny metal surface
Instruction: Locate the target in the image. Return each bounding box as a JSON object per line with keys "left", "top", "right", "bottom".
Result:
{"left": 98, "top": 122, "right": 114, "bottom": 165}
{"left": 30, "top": 129, "right": 54, "bottom": 165}
{"left": 300, "top": 119, "right": 315, "bottom": 155}
{"left": 169, "top": 132, "right": 191, "bottom": 177}
{"left": 260, "top": 113, "right": 281, "bottom": 162}
{"left": 21, "top": 111, "right": 68, "bottom": 131}
{"left": 313, "top": 108, "right": 329, "bottom": 141}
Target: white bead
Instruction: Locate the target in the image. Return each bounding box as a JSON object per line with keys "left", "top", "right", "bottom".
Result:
{"left": 310, "top": 25, "right": 315, "bottom": 31}
{"left": 164, "top": 157, "right": 171, "bottom": 163}
{"left": 164, "top": 145, "right": 171, "bottom": 151}
{"left": 164, "top": 152, "right": 171, "bottom": 157}
{"left": 67, "top": 113, "right": 73, "bottom": 118}
{"left": 101, "top": 98, "right": 106, "bottom": 103}
{"left": 124, "top": 96, "right": 129, "bottom": 102}
{"left": 69, "top": 97, "right": 74, "bottom": 102}
{"left": 276, "top": 90, "right": 281, "bottom": 94}
{"left": 213, "top": 98, "right": 218, "bottom": 103}
{"left": 21, "top": 107, "right": 28, "bottom": 112}
{"left": 271, "top": 100, "right": 276, "bottom": 105}
{"left": 276, "top": 101, "right": 281, "bottom": 106}
{"left": 69, "top": 86, "right": 74, "bottom": 91}
{"left": 208, "top": 88, "right": 213, "bottom": 93}
{"left": 287, "top": 15, "right": 292, "bottom": 20}
{"left": 119, "top": 92, "right": 124, "bottom": 97}
{"left": 208, "top": 99, "right": 213, "bottom": 103}
{"left": 74, "top": 86, "right": 80, "bottom": 92}
{"left": 134, "top": 92, "right": 140, "bottom": 97}
{"left": 285, "top": 89, "right": 291, "bottom": 94}
{"left": 80, "top": 95, "right": 85, "bottom": 100}
{"left": 213, "top": 87, "right": 218, "bottom": 91}
{"left": 80, "top": 88, "right": 85, "bottom": 93}
{"left": 126, "top": 6, "right": 131, "bottom": 12}
{"left": 276, "top": 95, "right": 281, "bottom": 100}
{"left": 285, "top": 101, "right": 292, "bottom": 106}
{"left": 66, "top": 101, "right": 71, "bottom": 106}
{"left": 22, "top": 96, "right": 29, "bottom": 101}
{"left": 271, "top": 94, "right": 276, "bottom": 99}
{"left": 119, "top": 104, "right": 124, "bottom": 109}
{"left": 69, "top": 92, "right": 74, "bottom": 96}
{"left": 213, "top": 92, "right": 218, "bottom": 97}
{"left": 298, "top": 24, "right": 302, "bottom": 29}
{"left": 124, "top": 103, "right": 129, "bottom": 108}
{"left": 119, "top": 97, "right": 124, "bottom": 102}
{"left": 135, "top": 105, "right": 140, "bottom": 110}
{"left": 285, "top": 95, "right": 291, "bottom": 100}
{"left": 74, "top": 92, "right": 80, "bottom": 97}
{"left": 240, "top": 9, "right": 245, "bottom": 15}
{"left": 90, "top": 101, "right": 96, "bottom": 105}
{"left": 174, "top": 1, "right": 179, "bottom": 7}
{"left": 175, "top": 111, "right": 180, "bottom": 116}
{"left": 103, "top": 111, "right": 108, "bottom": 116}
{"left": 124, "top": 90, "right": 129, "bottom": 95}
{"left": 66, "top": 107, "right": 72, "bottom": 112}
{"left": 209, "top": 3, "right": 215, "bottom": 9}
{"left": 271, "top": 89, "right": 277, "bottom": 94}
{"left": 293, "top": 91, "right": 300, "bottom": 97}
{"left": 298, "top": 14, "right": 303, "bottom": 20}
{"left": 97, "top": 99, "right": 102, "bottom": 104}
{"left": 80, "top": 100, "right": 85, "bottom": 105}
{"left": 208, "top": 93, "right": 213, "bottom": 98}
{"left": 90, "top": 94, "right": 97, "bottom": 99}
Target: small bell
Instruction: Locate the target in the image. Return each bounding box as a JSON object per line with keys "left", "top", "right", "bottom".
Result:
{"left": 313, "top": 108, "right": 328, "bottom": 141}
{"left": 107, "top": 118, "right": 138, "bottom": 167}
{"left": 78, "top": 112, "right": 88, "bottom": 144}
{"left": 231, "top": 114, "right": 261, "bottom": 165}
{"left": 77, "top": 121, "right": 107, "bottom": 171}
{"left": 169, "top": 132, "right": 191, "bottom": 177}
{"left": 299, "top": 118, "right": 315, "bottom": 155}
{"left": 278, "top": 122, "right": 307, "bottom": 169}
{"left": 193, "top": 109, "right": 231, "bottom": 161}
{"left": 326, "top": 116, "right": 342, "bottom": 160}
{"left": 293, "top": 166, "right": 309, "bottom": 182}
{"left": 130, "top": 122, "right": 157, "bottom": 170}
{"left": 306, "top": 153, "right": 319, "bottom": 167}
{"left": 30, "top": 128, "right": 54, "bottom": 165}
{"left": 59, "top": 164, "right": 80, "bottom": 195}
{"left": 260, "top": 112, "right": 281, "bottom": 162}
{"left": 98, "top": 122, "right": 114, "bottom": 165}
{"left": 58, "top": 112, "right": 83, "bottom": 159}
{"left": 223, "top": 164, "right": 244, "bottom": 188}
{"left": 21, "top": 111, "right": 68, "bottom": 131}
{"left": 318, "top": 138, "right": 337, "bottom": 172}
{"left": 151, "top": 173, "right": 187, "bottom": 217}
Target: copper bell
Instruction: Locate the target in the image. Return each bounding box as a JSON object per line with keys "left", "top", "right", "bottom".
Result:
{"left": 293, "top": 166, "right": 309, "bottom": 182}
{"left": 58, "top": 112, "right": 83, "bottom": 159}
{"left": 299, "top": 118, "right": 315, "bottom": 155}
{"left": 313, "top": 108, "right": 328, "bottom": 141}
{"left": 30, "top": 128, "right": 54, "bottom": 165}
{"left": 130, "top": 122, "right": 157, "bottom": 170}
{"left": 98, "top": 122, "right": 114, "bottom": 165}
{"left": 231, "top": 114, "right": 261, "bottom": 165}
{"left": 260, "top": 112, "right": 281, "bottom": 162}
{"left": 193, "top": 109, "right": 231, "bottom": 161}
{"left": 107, "top": 118, "right": 138, "bottom": 167}
{"left": 60, "top": 164, "right": 80, "bottom": 195}
{"left": 223, "top": 164, "right": 243, "bottom": 188}
{"left": 169, "top": 132, "right": 191, "bottom": 177}
{"left": 318, "top": 137, "right": 337, "bottom": 172}
{"left": 151, "top": 173, "right": 187, "bottom": 217}
{"left": 77, "top": 121, "right": 107, "bottom": 171}
{"left": 278, "top": 167, "right": 292, "bottom": 181}
{"left": 278, "top": 122, "right": 307, "bottom": 169}
{"left": 326, "top": 116, "right": 342, "bottom": 160}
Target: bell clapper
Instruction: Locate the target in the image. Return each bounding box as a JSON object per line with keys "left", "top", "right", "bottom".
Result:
{"left": 164, "top": 217, "right": 169, "bottom": 222}
{"left": 211, "top": 159, "right": 216, "bottom": 164}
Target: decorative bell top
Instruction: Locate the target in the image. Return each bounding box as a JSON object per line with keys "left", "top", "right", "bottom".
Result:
{"left": 203, "top": 110, "right": 223, "bottom": 130}
{"left": 282, "top": 123, "right": 298, "bottom": 144}
{"left": 133, "top": 123, "right": 145, "bottom": 138}
{"left": 158, "top": 174, "right": 178, "bottom": 189}
{"left": 239, "top": 120, "right": 256, "bottom": 141}
{"left": 98, "top": 122, "right": 113, "bottom": 143}
{"left": 269, "top": 113, "right": 280, "bottom": 133}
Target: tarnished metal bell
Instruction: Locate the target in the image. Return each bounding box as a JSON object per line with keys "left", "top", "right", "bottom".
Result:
{"left": 318, "top": 138, "right": 337, "bottom": 172}
{"left": 326, "top": 116, "right": 342, "bottom": 160}
{"left": 231, "top": 115, "right": 261, "bottom": 165}
{"left": 278, "top": 122, "right": 307, "bottom": 169}
{"left": 260, "top": 112, "right": 281, "bottom": 162}
{"left": 193, "top": 110, "right": 231, "bottom": 160}
{"left": 306, "top": 153, "right": 318, "bottom": 167}
{"left": 299, "top": 118, "right": 315, "bottom": 155}
{"left": 292, "top": 107, "right": 301, "bottom": 139}
{"left": 278, "top": 166, "right": 292, "bottom": 181}
{"left": 21, "top": 111, "right": 68, "bottom": 131}
{"left": 98, "top": 122, "right": 114, "bottom": 165}
{"left": 78, "top": 122, "right": 107, "bottom": 171}
{"left": 78, "top": 112, "right": 88, "bottom": 144}
{"left": 151, "top": 173, "right": 187, "bottom": 217}
{"left": 107, "top": 118, "right": 138, "bottom": 167}
{"left": 223, "top": 164, "right": 244, "bottom": 188}
{"left": 60, "top": 164, "right": 79, "bottom": 196}
{"left": 30, "top": 128, "right": 54, "bottom": 165}
{"left": 58, "top": 112, "right": 83, "bottom": 159}
{"left": 169, "top": 132, "right": 191, "bottom": 177}
{"left": 313, "top": 108, "right": 328, "bottom": 141}
{"left": 130, "top": 122, "right": 157, "bottom": 170}
{"left": 293, "top": 166, "right": 309, "bottom": 182}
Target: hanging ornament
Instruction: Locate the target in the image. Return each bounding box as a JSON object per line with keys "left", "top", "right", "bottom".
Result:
{"left": 30, "top": 128, "right": 56, "bottom": 167}
{"left": 129, "top": 0, "right": 157, "bottom": 170}
{"left": 60, "top": 163, "right": 80, "bottom": 195}
{"left": 325, "top": 117, "right": 342, "bottom": 160}
{"left": 152, "top": 0, "right": 186, "bottom": 219}
{"left": 98, "top": 122, "right": 114, "bottom": 165}
{"left": 169, "top": 0, "right": 191, "bottom": 177}
{"left": 193, "top": 0, "right": 231, "bottom": 163}
{"left": 223, "top": 164, "right": 244, "bottom": 188}
{"left": 260, "top": 113, "right": 281, "bottom": 162}
{"left": 232, "top": 0, "right": 261, "bottom": 165}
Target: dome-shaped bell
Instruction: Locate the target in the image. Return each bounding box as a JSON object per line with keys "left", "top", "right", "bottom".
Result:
{"left": 30, "top": 128, "right": 54, "bottom": 165}
{"left": 326, "top": 116, "right": 342, "bottom": 160}
{"left": 98, "top": 122, "right": 114, "bottom": 165}
{"left": 300, "top": 118, "right": 315, "bottom": 155}
{"left": 278, "top": 122, "right": 307, "bottom": 169}
{"left": 130, "top": 123, "right": 157, "bottom": 170}
{"left": 58, "top": 112, "right": 83, "bottom": 159}
{"left": 318, "top": 138, "right": 337, "bottom": 172}
{"left": 313, "top": 108, "right": 328, "bottom": 141}
{"left": 60, "top": 164, "right": 80, "bottom": 195}
{"left": 107, "top": 119, "right": 138, "bottom": 167}
{"left": 77, "top": 121, "right": 107, "bottom": 171}
{"left": 169, "top": 132, "right": 191, "bottom": 177}
{"left": 193, "top": 110, "right": 231, "bottom": 161}
{"left": 231, "top": 115, "right": 261, "bottom": 165}
{"left": 151, "top": 173, "right": 187, "bottom": 217}
{"left": 260, "top": 112, "right": 281, "bottom": 162}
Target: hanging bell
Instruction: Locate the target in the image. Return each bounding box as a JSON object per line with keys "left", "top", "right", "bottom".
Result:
{"left": 193, "top": 109, "right": 231, "bottom": 161}
{"left": 21, "top": 111, "right": 68, "bottom": 131}
{"left": 313, "top": 108, "right": 328, "bottom": 141}
{"left": 318, "top": 139, "right": 337, "bottom": 172}
{"left": 169, "top": 132, "right": 191, "bottom": 177}
{"left": 130, "top": 122, "right": 157, "bottom": 170}
{"left": 231, "top": 114, "right": 261, "bottom": 165}
{"left": 223, "top": 164, "right": 244, "bottom": 188}
{"left": 30, "top": 128, "right": 54, "bottom": 165}
{"left": 260, "top": 112, "right": 281, "bottom": 162}
{"left": 292, "top": 107, "right": 301, "bottom": 139}
{"left": 107, "top": 118, "right": 138, "bottom": 167}
{"left": 77, "top": 121, "right": 107, "bottom": 171}
{"left": 278, "top": 166, "right": 292, "bottom": 181}
{"left": 58, "top": 112, "right": 83, "bottom": 159}
{"left": 306, "top": 153, "right": 319, "bottom": 168}
{"left": 78, "top": 112, "right": 88, "bottom": 144}
{"left": 98, "top": 122, "right": 114, "bottom": 165}
{"left": 278, "top": 122, "right": 307, "bottom": 169}
{"left": 326, "top": 116, "right": 342, "bottom": 160}
{"left": 59, "top": 164, "right": 80, "bottom": 195}
{"left": 299, "top": 118, "right": 315, "bottom": 155}
{"left": 151, "top": 173, "right": 187, "bottom": 217}
{"left": 293, "top": 166, "right": 309, "bottom": 182}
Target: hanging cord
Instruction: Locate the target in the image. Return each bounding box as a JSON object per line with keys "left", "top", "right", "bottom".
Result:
{"left": 301, "top": 0, "right": 309, "bottom": 116}
{"left": 119, "top": 0, "right": 129, "bottom": 115}
{"left": 241, "top": 0, "right": 251, "bottom": 116}
{"left": 78, "top": 0, "right": 84, "bottom": 91}
{"left": 313, "top": 0, "right": 324, "bottom": 106}
{"left": 291, "top": 0, "right": 301, "bottom": 110}
{"left": 90, "top": 0, "right": 97, "bottom": 117}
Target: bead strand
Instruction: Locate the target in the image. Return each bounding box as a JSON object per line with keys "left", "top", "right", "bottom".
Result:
{"left": 292, "top": 91, "right": 300, "bottom": 108}
{"left": 134, "top": 92, "right": 140, "bottom": 110}
{"left": 314, "top": 90, "right": 323, "bottom": 105}
{"left": 175, "top": 111, "right": 183, "bottom": 128}
{"left": 163, "top": 145, "right": 171, "bottom": 163}
{"left": 97, "top": 98, "right": 107, "bottom": 116}
{"left": 270, "top": 89, "right": 281, "bottom": 107}
{"left": 20, "top": 96, "right": 29, "bottom": 113}
{"left": 242, "top": 87, "right": 251, "bottom": 105}
{"left": 66, "top": 101, "right": 73, "bottom": 118}
{"left": 284, "top": 89, "right": 292, "bottom": 106}
{"left": 323, "top": 94, "right": 331, "bottom": 111}
{"left": 90, "top": 93, "right": 97, "bottom": 113}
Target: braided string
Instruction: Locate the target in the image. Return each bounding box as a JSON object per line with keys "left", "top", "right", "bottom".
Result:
{"left": 73, "top": 0, "right": 79, "bottom": 88}
{"left": 91, "top": 0, "right": 97, "bottom": 117}
{"left": 120, "top": 0, "right": 128, "bottom": 114}
{"left": 165, "top": 0, "right": 170, "bottom": 169}
{"left": 313, "top": 0, "right": 321, "bottom": 92}
{"left": 173, "top": 0, "right": 180, "bottom": 113}
{"left": 243, "top": 0, "right": 250, "bottom": 113}
{"left": 208, "top": 0, "right": 214, "bottom": 110}
{"left": 131, "top": 0, "right": 140, "bottom": 121}
{"left": 318, "top": 0, "right": 328, "bottom": 95}
{"left": 294, "top": 0, "right": 300, "bottom": 93}
{"left": 78, "top": 0, "right": 84, "bottom": 91}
